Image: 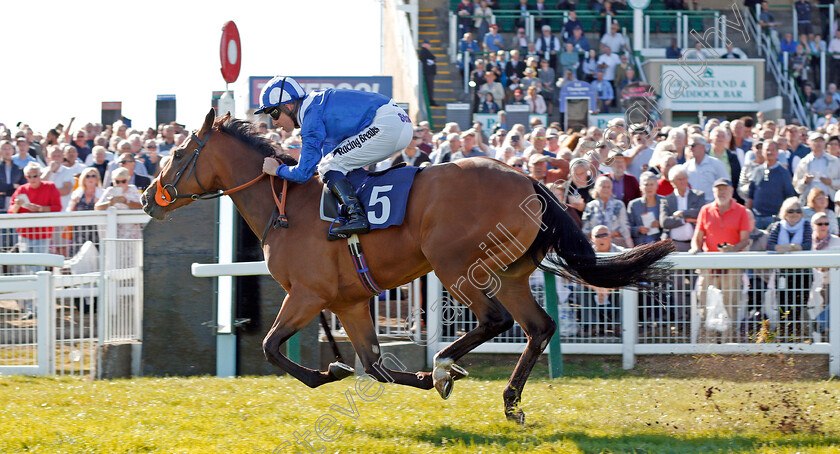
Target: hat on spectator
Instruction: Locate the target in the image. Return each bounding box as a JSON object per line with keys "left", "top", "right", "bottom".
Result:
{"left": 490, "top": 23, "right": 498, "bottom": 29}
{"left": 713, "top": 178, "right": 733, "bottom": 187}
{"left": 419, "top": 121, "right": 430, "bottom": 129}
{"left": 809, "top": 132, "right": 827, "bottom": 142}
{"left": 460, "top": 128, "right": 477, "bottom": 139}
{"left": 688, "top": 134, "right": 709, "bottom": 147}
{"left": 421, "top": 39, "right": 430, "bottom": 45}
{"left": 528, "top": 154, "right": 550, "bottom": 166}
{"left": 413, "top": 126, "right": 425, "bottom": 135}
{"left": 14, "top": 136, "right": 27, "bottom": 142}
{"left": 546, "top": 128, "right": 559, "bottom": 139}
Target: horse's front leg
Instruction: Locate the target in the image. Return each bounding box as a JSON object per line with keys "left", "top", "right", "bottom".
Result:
{"left": 336, "top": 300, "right": 433, "bottom": 390}
{"left": 262, "top": 293, "right": 355, "bottom": 388}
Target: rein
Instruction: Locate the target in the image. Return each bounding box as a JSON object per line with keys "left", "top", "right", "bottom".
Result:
{"left": 153, "top": 127, "right": 289, "bottom": 229}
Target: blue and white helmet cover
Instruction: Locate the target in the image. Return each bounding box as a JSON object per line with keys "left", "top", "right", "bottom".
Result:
{"left": 255, "top": 76, "right": 306, "bottom": 113}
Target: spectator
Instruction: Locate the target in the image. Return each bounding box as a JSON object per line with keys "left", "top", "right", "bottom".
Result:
{"left": 506, "top": 156, "right": 526, "bottom": 174}
{"left": 708, "top": 126, "right": 743, "bottom": 202}
{"left": 665, "top": 38, "right": 681, "bottom": 59}
{"left": 65, "top": 167, "right": 103, "bottom": 252}
{"left": 747, "top": 140, "right": 797, "bottom": 229}
{"left": 582, "top": 175, "right": 632, "bottom": 247}
{"left": 653, "top": 151, "right": 678, "bottom": 195}
{"left": 828, "top": 135, "right": 840, "bottom": 158}
{"left": 738, "top": 140, "right": 764, "bottom": 201}
{"left": 685, "top": 134, "right": 728, "bottom": 202}
{"left": 785, "top": 124, "right": 812, "bottom": 169}
{"left": 803, "top": 187, "right": 839, "bottom": 234}
{"left": 479, "top": 92, "right": 500, "bottom": 113}
{"left": 524, "top": 85, "right": 547, "bottom": 114}
{"left": 625, "top": 126, "right": 655, "bottom": 179}
{"left": 41, "top": 145, "right": 74, "bottom": 211}
{"left": 559, "top": 42, "right": 580, "bottom": 76}
{"left": 537, "top": 58, "right": 556, "bottom": 112}
{"left": 13, "top": 137, "right": 39, "bottom": 169}
{"left": 600, "top": 21, "right": 628, "bottom": 54}
{"left": 828, "top": 30, "right": 840, "bottom": 84}
{"left": 767, "top": 197, "right": 813, "bottom": 337}
{"left": 514, "top": 27, "right": 530, "bottom": 54}
{"left": 95, "top": 167, "right": 144, "bottom": 239}
{"left": 9, "top": 162, "right": 62, "bottom": 244}
{"left": 457, "top": 32, "right": 480, "bottom": 77}
{"left": 591, "top": 71, "right": 614, "bottom": 113}
{"left": 758, "top": 1, "right": 780, "bottom": 50}
{"left": 139, "top": 140, "right": 162, "bottom": 178}
{"left": 483, "top": 24, "right": 504, "bottom": 53}
{"left": 612, "top": 54, "right": 632, "bottom": 91}
{"left": 105, "top": 153, "right": 152, "bottom": 191}
{"left": 504, "top": 49, "right": 527, "bottom": 88}
{"left": 581, "top": 49, "right": 599, "bottom": 82}
{"left": 0, "top": 140, "right": 25, "bottom": 212}
{"left": 568, "top": 26, "right": 591, "bottom": 54}
{"left": 691, "top": 178, "right": 751, "bottom": 337}
{"left": 661, "top": 166, "right": 705, "bottom": 252}
{"left": 452, "top": 129, "right": 486, "bottom": 160}
{"left": 527, "top": 154, "right": 549, "bottom": 183}
{"left": 418, "top": 40, "right": 437, "bottom": 106}
{"left": 158, "top": 125, "right": 177, "bottom": 155}
{"left": 456, "top": 0, "right": 474, "bottom": 37}
{"left": 729, "top": 119, "right": 753, "bottom": 157}
{"left": 779, "top": 33, "right": 798, "bottom": 56}
{"left": 391, "top": 127, "right": 432, "bottom": 167}
{"left": 63, "top": 144, "right": 86, "bottom": 176}
{"left": 514, "top": 0, "right": 532, "bottom": 29}
{"left": 564, "top": 158, "right": 596, "bottom": 226}
{"left": 617, "top": 67, "right": 640, "bottom": 92}
{"left": 596, "top": 45, "right": 621, "bottom": 83}
{"left": 795, "top": 0, "right": 814, "bottom": 36}
{"left": 509, "top": 88, "right": 527, "bottom": 105}
{"left": 478, "top": 70, "right": 505, "bottom": 106}
{"left": 793, "top": 132, "right": 840, "bottom": 201}
{"left": 88, "top": 146, "right": 110, "bottom": 184}
{"left": 579, "top": 224, "right": 624, "bottom": 336}
{"left": 810, "top": 33, "right": 826, "bottom": 54}
{"left": 811, "top": 92, "right": 839, "bottom": 116}
{"left": 802, "top": 84, "right": 819, "bottom": 112}
{"left": 562, "top": 11, "right": 582, "bottom": 42}
{"left": 473, "top": 0, "right": 493, "bottom": 39}
{"left": 791, "top": 44, "right": 811, "bottom": 86}
{"left": 534, "top": 25, "right": 562, "bottom": 69}
{"left": 628, "top": 172, "right": 665, "bottom": 245}
{"left": 70, "top": 129, "right": 92, "bottom": 163}
{"left": 722, "top": 43, "right": 743, "bottom": 59}
{"left": 605, "top": 151, "right": 641, "bottom": 206}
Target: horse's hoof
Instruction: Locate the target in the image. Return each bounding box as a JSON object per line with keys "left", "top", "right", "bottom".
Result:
{"left": 432, "top": 366, "right": 454, "bottom": 399}
{"left": 328, "top": 362, "right": 355, "bottom": 380}
{"left": 505, "top": 408, "right": 525, "bottom": 425}
{"left": 450, "top": 364, "right": 469, "bottom": 381}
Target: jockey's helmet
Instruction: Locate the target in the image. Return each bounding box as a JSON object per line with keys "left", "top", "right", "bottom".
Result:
{"left": 254, "top": 76, "right": 306, "bottom": 114}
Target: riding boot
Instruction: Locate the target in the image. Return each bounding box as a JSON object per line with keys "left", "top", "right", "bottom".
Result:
{"left": 329, "top": 178, "right": 370, "bottom": 236}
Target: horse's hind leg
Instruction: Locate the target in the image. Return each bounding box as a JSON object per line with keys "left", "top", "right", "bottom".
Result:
{"left": 334, "top": 300, "right": 433, "bottom": 390}
{"left": 262, "top": 293, "right": 354, "bottom": 388}
{"left": 494, "top": 274, "right": 557, "bottom": 424}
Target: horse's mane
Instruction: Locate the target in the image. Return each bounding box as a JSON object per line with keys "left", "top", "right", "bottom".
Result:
{"left": 213, "top": 116, "right": 298, "bottom": 165}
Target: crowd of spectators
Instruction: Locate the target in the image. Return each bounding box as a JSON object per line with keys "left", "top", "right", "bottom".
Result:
{"left": 456, "top": 1, "right": 637, "bottom": 115}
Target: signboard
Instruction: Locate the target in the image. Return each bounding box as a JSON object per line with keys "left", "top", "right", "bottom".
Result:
{"left": 220, "top": 21, "right": 241, "bottom": 84}
{"left": 101, "top": 101, "right": 121, "bottom": 127}
{"left": 661, "top": 65, "right": 755, "bottom": 103}
{"left": 589, "top": 113, "right": 624, "bottom": 129}
{"left": 249, "top": 76, "right": 394, "bottom": 108}
{"left": 474, "top": 113, "right": 498, "bottom": 132}
{"left": 558, "top": 81, "right": 596, "bottom": 113}
{"left": 445, "top": 103, "right": 472, "bottom": 130}
{"left": 628, "top": 0, "right": 651, "bottom": 9}
{"left": 156, "top": 94, "right": 176, "bottom": 126}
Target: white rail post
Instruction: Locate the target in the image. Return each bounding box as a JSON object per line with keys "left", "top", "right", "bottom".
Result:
{"left": 676, "top": 12, "right": 682, "bottom": 50}
{"left": 36, "top": 271, "right": 56, "bottom": 375}
{"left": 644, "top": 14, "right": 650, "bottom": 49}
{"left": 132, "top": 240, "right": 143, "bottom": 376}
{"left": 792, "top": 6, "right": 798, "bottom": 39}
{"left": 714, "top": 11, "right": 721, "bottom": 48}
{"left": 621, "top": 287, "right": 638, "bottom": 370}
{"left": 425, "top": 272, "right": 442, "bottom": 369}
{"left": 830, "top": 268, "right": 840, "bottom": 377}
{"left": 822, "top": 52, "right": 827, "bottom": 94}
{"left": 721, "top": 14, "right": 727, "bottom": 41}
{"left": 413, "top": 277, "right": 422, "bottom": 344}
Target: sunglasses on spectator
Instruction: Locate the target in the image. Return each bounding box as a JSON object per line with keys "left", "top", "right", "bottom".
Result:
{"left": 594, "top": 233, "right": 610, "bottom": 238}
{"left": 114, "top": 179, "right": 128, "bottom": 184}
{"left": 815, "top": 222, "right": 830, "bottom": 226}
{"left": 413, "top": 136, "right": 423, "bottom": 139}
{"left": 26, "top": 174, "right": 39, "bottom": 178}
{"left": 146, "top": 145, "right": 157, "bottom": 149}
{"left": 533, "top": 136, "right": 546, "bottom": 140}
{"left": 787, "top": 209, "right": 803, "bottom": 214}
{"left": 85, "top": 174, "right": 98, "bottom": 179}
{"left": 119, "top": 160, "right": 135, "bottom": 164}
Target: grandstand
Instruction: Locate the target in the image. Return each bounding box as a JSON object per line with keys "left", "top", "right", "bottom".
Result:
{"left": 412, "top": 0, "right": 832, "bottom": 129}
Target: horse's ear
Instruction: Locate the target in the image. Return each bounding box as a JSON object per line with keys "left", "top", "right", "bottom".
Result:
{"left": 219, "top": 111, "right": 231, "bottom": 124}
{"left": 198, "top": 108, "right": 216, "bottom": 136}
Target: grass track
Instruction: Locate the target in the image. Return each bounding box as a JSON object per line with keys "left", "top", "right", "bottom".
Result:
{"left": 1, "top": 372, "right": 839, "bottom": 453}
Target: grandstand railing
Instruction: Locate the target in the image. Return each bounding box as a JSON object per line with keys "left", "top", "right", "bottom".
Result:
{"left": 747, "top": 5, "right": 811, "bottom": 128}
{"left": 0, "top": 210, "right": 148, "bottom": 379}
{"left": 425, "top": 252, "right": 840, "bottom": 377}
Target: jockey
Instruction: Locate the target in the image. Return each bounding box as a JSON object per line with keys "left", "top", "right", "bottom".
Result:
{"left": 256, "top": 76, "right": 414, "bottom": 237}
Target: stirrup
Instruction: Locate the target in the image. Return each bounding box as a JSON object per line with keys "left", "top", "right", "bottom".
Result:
{"left": 328, "top": 217, "right": 351, "bottom": 241}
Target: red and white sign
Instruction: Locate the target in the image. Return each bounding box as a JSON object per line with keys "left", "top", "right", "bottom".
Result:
{"left": 220, "top": 21, "right": 241, "bottom": 84}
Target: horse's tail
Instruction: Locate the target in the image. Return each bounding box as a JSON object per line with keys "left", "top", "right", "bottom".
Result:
{"left": 527, "top": 181, "right": 675, "bottom": 288}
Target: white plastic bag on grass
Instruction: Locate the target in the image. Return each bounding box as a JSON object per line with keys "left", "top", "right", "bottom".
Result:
{"left": 705, "top": 285, "right": 729, "bottom": 333}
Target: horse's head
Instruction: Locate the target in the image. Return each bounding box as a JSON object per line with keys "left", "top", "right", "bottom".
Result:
{"left": 142, "top": 108, "right": 222, "bottom": 220}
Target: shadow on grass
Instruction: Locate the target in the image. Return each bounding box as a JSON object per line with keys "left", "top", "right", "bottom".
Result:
{"left": 393, "top": 425, "right": 840, "bottom": 453}
{"left": 465, "top": 358, "right": 631, "bottom": 381}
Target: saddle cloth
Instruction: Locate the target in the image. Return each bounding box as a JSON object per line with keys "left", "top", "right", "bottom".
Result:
{"left": 319, "top": 163, "right": 422, "bottom": 230}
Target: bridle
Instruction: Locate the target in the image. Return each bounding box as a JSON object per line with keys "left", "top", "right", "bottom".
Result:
{"left": 154, "top": 128, "right": 266, "bottom": 207}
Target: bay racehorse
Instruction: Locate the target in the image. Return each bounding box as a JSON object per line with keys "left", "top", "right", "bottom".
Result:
{"left": 142, "top": 109, "right": 674, "bottom": 423}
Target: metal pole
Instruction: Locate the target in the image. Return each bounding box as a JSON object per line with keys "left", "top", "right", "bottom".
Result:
{"left": 829, "top": 268, "right": 839, "bottom": 376}
{"left": 793, "top": 6, "right": 798, "bottom": 39}
{"left": 822, "top": 51, "right": 827, "bottom": 94}
{"left": 644, "top": 14, "right": 650, "bottom": 49}
{"left": 714, "top": 11, "right": 720, "bottom": 48}
{"left": 542, "top": 272, "right": 563, "bottom": 378}
{"left": 722, "top": 14, "right": 727, "bottom": 44}
{"left": 464, "top": 50, "right": 470, "bottom": 93}
{"left": 683, "top": 14, "right": 689, "bottom": 52}
{"left": 621, "top": 287, "right": 638, "bottom": 370}
{"left": 676, "top": 13, "right": 682, "bottom": 50}
{"left": 831, "top": 4, "right": 836, "bottom": 43}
